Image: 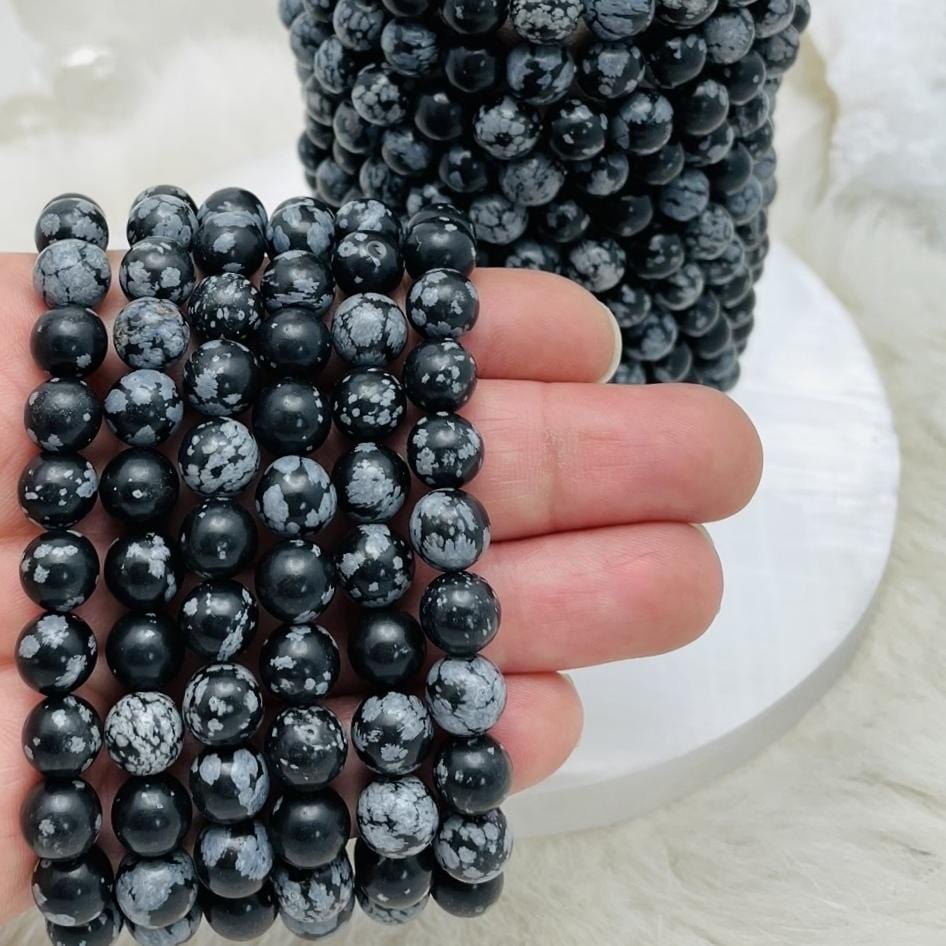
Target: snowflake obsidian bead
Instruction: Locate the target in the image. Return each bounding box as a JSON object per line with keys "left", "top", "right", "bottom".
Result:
{"left": 253, "top": 306, "right": 332, "bottom": 376}
{"left": 33, "top": 239, "right": 111, "bottom": 309}
{"left": 255, "top": 539, "right": 336, "bottom": 623}
{"left": 127, "top": 193, "right": 198, "bottom": 248}
{"left": 115, "top": 849, "right": 198, "bottom": 930}
{"left": 357, "top": 889, "right": 429, "bottom": 925}
{"left": 425, "top": 655, "right": 507, "bottom": 736}
{"left": 260, "top": 250, "right": 335, "bottom": 316}
{"left": 103, "top": 369, "right": 183, "bottom": 447}
{"left": 183, "top": 662, "right": 264, "bottom": 747}
{"left": 403, "top": 221, "right": 477, "bottom": 278}
{"left": 112, "top": 773, "right": 192, "bottom": 857}
{"left": 195, "top": 820, "right": 274, "bottom": 899}
{"left": 20, "top": 778, "right": 102, "bottom": 861}
{"left": 420, "top": 570, "right": 500, "bottom": 656}
{"left": 336, "top": 523, "right": 414, "bottom": 607}
{"left": 255, "top": 456, "right": 336, "bottom": 537}
{"left": 31, "top": 306, "right": 108, "bottom": 378}
{"left": 331, "top": 293, "right": 408, "bottom": 367}
{"left": 124, "top": 902, "right": 202, "bottom": 946}
{"left": 403, "top": 339, "right": 478, "bottom": 412}
{"left": 25, "top": 377, "right": 102, "bottom": 453}
{"left": 104, "top": 532, "right": 177, "bottom": 610}
{"left": 100, "top": 447, "right": 179, "bottom": 525}
{"left": 351, "top": 692, "right": 434, "bottom": 776}
{"left": 193, "top": 211, "right": 267, "bottom": 278}
{"left": 182, "top": 339, "right": 259, "bottom": 417}
{"left": 36, "top": 194, "right": 109, "bottom": 251}
{"left": 333, "top": 230, "right": 404, "bottom": 294}
{"left": 406, "top": 269, "right": 479, "bottom": 339}
{"left": 113, "top": 298, "right": 189, "bottom": 369}
{"left": 253, "top": 380, "right": 331, "bottom": 455}
{"left": 434, "top": 808, "right": 512, "bottom": 883}
{"left": 16, "top": 612, "right": 97, "bottom": 694}
{"left": 18, "top": 452, "right": 98, "bottom": 529}
{"left": 409, "top": 488, "right": 491, "bottom": 571}
{"left": 22, "top": 694, "right": 102, "bottom": 776}
{"left": 333, "top": 442, "right": 409, "bottom": 524}
{"left": 104, "top": 691, "right": 183, "bottom": 776}
{"left": 32, "top": 846, "right": 114, "bottom": 928}
{"left": 178, "top": 418, "right": 260, "bottom": 497}
{"left": 267, "top": 196, "right": 335, "bottom": 257}
{"left": 408, "top": 413, "right": 484, "bottom": 488}
{"left": 119, "top": 237, "right": 195, "bottom": 304}
{"left": 269, "top": 788, "right": 350, "bottom": 869}
{"left": 106, "top": 612, "right": 183, "bottom": 691}
{"left": 356, "top": 776, "right": 439, "bottom": 859}
{"left": 354, "top": 839, "right": 433, "bottom": 909}
{"left": 20, "top": 530, "right": 99, "bottom": 613}
{"left": 272, "top": 852, "right": 354, "bottom": 925}
{"left": 200, "top": 886, "right": 279, "bottom": 941}
{"left": 265, "top": 705, "right": 348, "bottom": 790}
{"left": 198, "top": 186, "right": 268, "bottom": 232}
{"left": 432, "top": 871, "right": 504, "bottom": 918}
{"left": 434, "top": 734, "right": 512, "bottom": 814}
{"left": 348, "top": 609, "right": 426, "bottom": 689}
{"left": 179, "top": 579, "right": 258, "bottom": 661}
{"left": 331, "top": 367, "right": 406, "bottom": 441}
{"left": 188, "top": 273, "right": 264, "bottom": 341}
{"left": 178, "top": 498, "right": 258, "bottom": 579}
{"left": 259, "top": 623, "right": 340, "bottom": 705}
{"left": 45, "top": 899, "right": 123, "bottom": 946}
{"left": 189, "top": 745, "right": 271, "bottom": 825}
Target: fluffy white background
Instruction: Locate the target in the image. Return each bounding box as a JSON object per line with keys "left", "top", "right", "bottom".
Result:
{"left": 2, "top": 1, "right": 946, "bottom": 943}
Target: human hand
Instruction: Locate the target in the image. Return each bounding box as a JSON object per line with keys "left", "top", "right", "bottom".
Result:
{"left": 0, "top": 254, "right": 761, "bottom": 920}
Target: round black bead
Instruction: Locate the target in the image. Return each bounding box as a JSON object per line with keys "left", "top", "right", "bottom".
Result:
{"left": 408, "top": 413, "right": 484, "bottom": 488}
{"left": 442, "top": 0, "right": 506, "bottom": 33}
{"left": 177, "top": 418, "right": 260, "bottom": 497}
{"left": 354, "top": 839, "right": 433, "bottom": 909}
{"left": 269, "top": 788, "right": 350, "bottom": 869}
{"left": 610, "top": 89, "right": 674, "bottom": 155}
{"left": 23, "top": 694, "right": 102, "bottom": 776}
{"left": 356, "top": 776, "right": 438, "bottom": 859}
{"left": 260, "top": 250, "right": 335, "bottom": 316}
{"left": 433, "top": 734, "right": 511, "bottom": 814}
{"left": 335, "top": 524, "right": 414, "bottom": 608}
{"left": 425, "top": 655, "right": 506, "bottom": 735}
{"left": 115, "top": 849, "right": 197, "bottom": 930}
{"left": 195, "top": 820, "right": 274, "bottom": 898}
{"left": 198, "top": 187, "right": 267, "bottom": 231}
{"left": 183, "top": 662, "right": 264, "bottom": 747}
{"left": 403, "top": 340, "right": 478, "bottom": 412}
{"left": 253, "top": 380, "right": 331, "bottom": 455}
{"left": 45, "top": 899, "right": 123, "bottom": 946}
{"left": 272, "top": 853, "right": 354, "bottom": 927}
{"left": 335, "top": 198, "right": 402, "bottom": 241}
{"left": 193, "top": 212, "right": 267, "bottom": 278}
{"left": 100, "top": 447, "right": 179, "bottom": 525}
{"left": 179, "top": 579, "right": 258, "bottom": 661}
{"left": 200, "top": 885, "right": 278, "bottom": 941}
{"left": 104, "top": 532, "right": 178, "bottom": 611}
{"left": 127, "top": 193, "right": 198, "bottom": 249}
{"left": 183, "top": 339, "right": 259, "bottom": 417}
{"left": 584, "top": 0, "right": 654, "bottom": 38}
{"left": 178, "top": 498, "right": 259, "bottom": 579}
{"left": 406, "top": 269, "right": 479, "bottom": 339}
{"left": 409, "top": 488, "right": 491, "bottom": 571}
{"left": 266, "top": 196, "right": 335, "bottom": 258}
{"left": 419, "top": 570, "right": 500, "bottom": 656}
{"left": 356, "top": 886, "right": 428, "bottom": 924}
{"left": 16, "top": 612, "right": 97, "bottom": 695}
{"left": 332, "top": 231, "right": 403, "bottom": 294}
{"left": 265, "top": 705, "right": 348, "bottom": 791}
{"left": 106, "top": 612, "right": 183, "bottom": 691}
{"left": 332, "top": 442, "right": 409, "bottom": 524}
{"left": 331, "top": 368, "right": 406, "bottom": 441}
{"left": 20, "top": 530, "right": 99, "bottom": 613}
{"left": 131, "top": 184, "right": 197, "bottom": 214}
{"left": 549, "top": 98, "right": 608, "bottom": 161}
{"left": 36, "top": 195, "right": 109, "bottom": 251}
{"left": 578, "top": 40, "right": 643, "bottom": 100}
{"left": 18, "top": 452, "right": 98, "bottom": 529}
{"left": 352, "top": 691, "right": 434, "bottom": 775}
{"left": 190, "top": 745, "right": 271, "bottom": 824}
{"left": 188, "top": 273, "right": 264, "bottom": 341}
{"left": 21, "top": 777, "right": 101, "bottom": 860}
{"left": 33, "top": 240, "right": 111, "bottom": 310}
{"left": 119, "top": 237, "right": 196, "bottom": 304}
{"left": 104, "top": 691, "right": 184, "bottom": 776}
{"left": 32, "top": 846, "right": 113, "bottom": 928}
{"left": 444, "top": 42, "right": 503, "bottom": 94}
{"left": 403, "top": 221, "right": 477, "bottom": 278}
{"left": 112, "top": 773, "right": 192, "bottom": 857}
{"left": 253, "top": 307, "right": 332, "bottom": 376}
{"left": 434, "top": 808, "right": 512, "bottom": 883}
{"left": 432, "top": 870, "right": 504, "bottom": 917}
{"left": 255, "top": 539, "right": 336, "bottom": 623}
{"left": 25, "top": 378, "right": 102, "bottom": 454}
{"left": 259, "top": 623, "right": 340, "bottom": 705}
{"left": 103, "top": 369, "right": 183, "bottom": 448}
{"left": 348, "top": 609, "right": 426, "bottom": 689}
{"left": 330, "top": 293, "right": 408, "bottom": 367}
{"left": 30, "top": 306, "right": 108, "bottom": 378}
{"left": 255, "top": 456, "right": 337, "bottom": 537}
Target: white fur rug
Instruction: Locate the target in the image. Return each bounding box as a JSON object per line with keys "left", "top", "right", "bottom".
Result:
{"left": 3, "top": 2, "right": 946, "bottom": 943}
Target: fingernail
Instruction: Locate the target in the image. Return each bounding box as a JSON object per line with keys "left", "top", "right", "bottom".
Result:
{"left": 596, "top": 301, "right": 622, "bottom": 384}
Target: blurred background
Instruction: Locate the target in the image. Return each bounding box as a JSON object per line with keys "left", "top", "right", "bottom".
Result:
{"left": 2, "top": 1, "right": 946, "bottom": 943}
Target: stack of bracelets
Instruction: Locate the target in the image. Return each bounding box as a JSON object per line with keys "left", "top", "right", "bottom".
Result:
{"left": 18, "top": 189, "right": 511, "bottom": 944}
{"left": 279, "top": 0, "right": 810, "bottom": 391}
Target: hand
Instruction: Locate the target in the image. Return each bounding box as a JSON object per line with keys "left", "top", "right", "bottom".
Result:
{"left": 0, "top": 254, "right": 762, "bottom": 920}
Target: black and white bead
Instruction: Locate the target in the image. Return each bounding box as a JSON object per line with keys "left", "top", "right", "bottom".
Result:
{"left": 104, "top": 692, "right": 184, "bottom": 776}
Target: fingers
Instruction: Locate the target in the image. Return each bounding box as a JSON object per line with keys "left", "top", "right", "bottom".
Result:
{"left": 450, "top": 378, "right": 763, "bottom": 541}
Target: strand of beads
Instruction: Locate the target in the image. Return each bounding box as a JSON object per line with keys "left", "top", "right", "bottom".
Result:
{"left": 20, "top": 195, "right": 116, "bottom": 946}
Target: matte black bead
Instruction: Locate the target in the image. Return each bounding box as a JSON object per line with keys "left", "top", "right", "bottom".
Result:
{"left": 335, "top": 197, "right": 402, "bottom": 241}
{"left": 127, "top": 194, "right": 198, "bottom": 249}
{"left": 549, "top": 98, "right": 608, "bottom": 161}
{"left": 254, "top": 306, "right": 331, "bottom": 376}
{"left": 32, "top": 846, "right": 113, "bottom": 928}
{"left": 20, "top": 530, "right": 99, "bottom": 613}
{"left": 200, "top": 885, "right": 278, "bottom": 941}
{"left": 331, "top": 292, "right": 408, "bottom": 367}
{"left": 335, "top": 524, "right": 414, "bottom": 608}
{"left": 119, "top": 238, "right": 196, "bottom": 304}
{"left": 434, "top": 808, "right": 512, "bottom": 883}
{"left": 333, "top": 231, "right": 404, "bottom": 294}
{"left": 348, "top": 609, "right": 427, "bottom": 689}
{"left": 36, "top": 195, "right": 109, "bottom": 251}
{"left": 99, "top": 447, "right": 179, "bottom": 526}
{"left": 179, "top": 579, "right": 258, "bottom": 661}
{"left": 131, "top": 184, "right": 197, "bottom": 215}
{"left": 30, "top": 306, "right": 108, "bottom": 378}
{"left": 578, "top": 40, "right": 643, "bottom": 100}
{"left": 647, "top": 31, "right": 707, "bottom": 88}
{"left": 253, "top": 380, "right": 331, "bottom": 455}
{"left": 255, "top": 539, "right": 336, "bottom": 623}
{"left": 420, "top": 570, "right": 500, "bottom": 656}
{"left": 195, "top": 820, "right": 274, "bottom": 898}
{"left": 260, "top": 251, "right": 335, "bottom": 317}
{"left": 403, "top": 221, "right": 477, "bottom": 278}
{"left": 352, "top": 691, "right": 434, "bottom": 775}
{"left": 406, "top": 269, "right": 479, "bottom": 339}
{"left": 506, "top": 42, "right": 575, "bottom": 106}
{"left": 106, "top": 612, "right": 183, "bottom": 691}
{"left": 265, "top": 705, "right": 348, "bottom": 791}
{"left": 21, "top": 777, "right": 101, "bottom": 860}
{"left": 125, "top": 902, "right": 202, "bottom": 946}
{"left": 112, "top": 773, "right": 192, "bottom": 857}
{"left": 584, "top": 0, "right": 655, "bottom": 38}
{"left": 622, "top": 307, "right": 680, "bottom": 361}
{"left": 183, "top": 663, "right": 264, "bottom": 747}
{"left": 104, "top": 532, "right": 178, "bottom": 611}
{"left": 178, "top": 498, "right": 259, "bottom": 580}
{"left": 193, "top": 212, "right": 267, "bottom": 278}
{"left": 432, "top": 869, "right": 504, "bottom": 918}
{"left": 355, "top": 839, "right": 433, "bottom": 908}
{"left": 25, "top": 378, "right": 102, "bottom": 454}
{"left": 408, "top": 413, "right": 484, "bottom": 488}
{"left": 382, "top": 20, "right": 439, "bottom": 79}
{"left": 22, "top": 694, "right": 102, "bottom": 776}
{"left": 655, "top": 0, "right": 717, "bottom": 28}
{"left": 259, "top": 623, "right": 340, "bottom": 705}
{"left": 188, "top": 273, "right": 264, "bottom": 341}
{"left": 18, "top": 452, "right": 97, "bottom": 529}
{"left": 189, "top": 745, "right": 270, "bottom": 825}
{"left": 103, "top": 369, "right": 183, "bottom": 448}
{"left": 403, "top": 339, "right": 477, "bottom": 413}
{"left": 434, "top": 734, "right": 512, "bottom": 814}
{"left": 269, "top": 788, "right": 350, "bottom": 869}
{"left": 473, "top": 95, "right": 540, "bottom": 160}
{"left": 610, "top": 89, "right": 674, "bottom": 155}
{"left": 331, "top": 368, "right": 406, "bottom": 441}
{"left": 356, "top": 887, "right": 428, "bottom": 924}
{"left": 183, "top": 339, "right": 259, "bottom": 417}
{"left": 198, "top": 187, "right": 268, "bottom": 232}
{"left": 266, "top": 196, "right": 335, "bottom": 259}
{"left": 45, "top": 900, "right": 123, "bottom": 946}
{"left": 714, "top": 49, "right": 767, "bottom": 104}
{"left": 115, "top": 849, "right": 197, "bottom": 930}
{"left": 16, "top": 612, "right": 97, "bottom": 695}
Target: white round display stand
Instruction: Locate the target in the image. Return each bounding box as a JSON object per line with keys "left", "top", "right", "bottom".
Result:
{"left": 194, "top": 158, "right": 900, "bottom": 840}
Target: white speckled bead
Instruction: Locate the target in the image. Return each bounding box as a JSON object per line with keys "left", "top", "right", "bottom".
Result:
{"left": 182, "top": 662, "right": 264, "bottom": 747}
{"left": 272, "top": 852, "right": 354, "bottom": 924}
{"left": 113, "top": 298, "right": 190, "bottom": 370}
{"left": 115, "top": 849, "right": 198, "bottom": 930}
{"left": 433, "top": 808, "right": 513, "bottom": 883}
{"left": 351, "top": 692, "right": 434, "bottom": 776}
{"left": 104, "top": 692, "right": 183, "bottom": 776}
{"left": 408, "top": 488, "right": 491, "bottom": 571}
{"left": 356, "top": 776, "right": 438, "bottom": 859}
{"left": 178, "top": 418, "right": 260, "bottom": 497}
{"left": 194, "top": 820, "right": 274, "bottom": 899}
{"left": 510, "top": 0, "right": 582, "bottom": 42}
{"left": 33, "top": 239, "right": 111, "bottom": 309}
{"left": 425, "top": 655, "right": 507, "bottom": 736}
{"left": 330, "top": 292, "right": 408, "bottom": 367}
{"left": 255, "top": 456, "right": 337, "bottom": 537}
{"left": 124, "top": 902, "right": 201, "bottom": 946}
{"left": 103, "top": 370, "right": 183, "bottom": 448}
{"left": 356, "top": 887, "right": 429, "bottom": 925}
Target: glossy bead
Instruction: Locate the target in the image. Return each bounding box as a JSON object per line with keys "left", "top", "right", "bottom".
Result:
{"left": 440, "top": 143, "right": 491, "bottom": 196}
{"left": 198, "top": 187, "right": 267, "bottom": 232}
{"left": 269, "top": 788, "right": 350, "bottom": 868}
{"left": 253, "top": 380, "right": 331, "bottom": 456}
{"left": 408, "top": 413, "right": 483, "bottom": 488}
{"left": 508, "top": 0, "right": 579, "bottom": 41}
{"left": 178, "top": 418, "right": 260, "bottom": 497}
{"left": 351, "top": 65, "right": 409, "bottom": 128}
{"left": 20, "top": 530, "right": 99, "bottom": 613}
{"left": 432, "top": 870, "right": 504, "bottom": 917}
{"left": 332, "top": 442, "right": 409, "bottom": 525}
{"left": 182, "top": 339, "right": 259, "bottom": 417}
{"left": 183, "top": 663, "right": 263, "bottom": 747}
{"left": 188, "top": 273, "right": 264, "bottom": 341}
{"left": 45, "top": 900, "right": 123, "bottom": 946}
{"left": 254, "top": 457, "right": 336, "bottom": 539}
{"left": 18, "top": 452, "right": 97, "bottom": 528}
{"left": 100, "top": 447, "right": 179, "bottom": 525}
{"left": 312, "top": 36, "right": 361, "bottom": 96}
{"left": 31, "top": 307, "right": 108, "bottom": 378}
{"left": 434, "top": 734, "right": 511, "bottom": 814}
{"left": 331, "top": 368, "right": 406, "bottom": 441}
{"left": 409, "top": 488, "right": 491, "bottom": 571}
{"left": 104, "top": 692, "right": 183, "bottom": 776}
{"left": 331, "top": 293, "right": 407, "bottom": 368}
{"left": 254, "top": 307, "right": 331, "bottom": 376}
{"left": 104, "top": 532, "right": 178, "bottom": 610}
{"left": 119, "top": 238, "right": 195, "bottom": 304}
{"left": 382, "top": 0, "right": 430, "bottom": 13}
{"left": 626, "top": 229, "right": 686, "bottom": 280}
{"left": 112, "top": 773, "right": 192, "bottom": 857}
{"left": 178, "top": 498, "right": 258, "bottom": 579}
{"left": 469, "top": 193, "right": 530, "bottom": 246}
{"left": 281, "top": 898, "right": 355, "bottom": 939}
{"left": 405, "top": 269, "right": 478, "bottom": 339}
{"left": 16, "top": 612, "right": 96, "bottom": 695}
{"left": 334, "top": 200, "right": 399, "bottom": 244}
{"left": 420, "top": 571, "right": 500, "bottom": 656}
{"left": 272, "top": 853, "right": 354, "bottom": 924}
{"left": 195, "top": 820, "right": 274, "bottom": 898}
{"left": 435, "top": 808, "right": 512, "bottom": 883}
{"left": 403, "top": 340, "right": 477, "bottom": 412}
{"left": 629, "top": 141, "right": 686, "bottom": 186}
{"left": 261, "top": 250, "right": 336, "bottom": 316}
{"left": 354, "top": 839, "right": 433, "bottom": 908}
{"left": 348, "top": 610, "right": 426, "bottom": 689}
{"left": 127, "top": 194, "right": 198, "bottom": 248}
{"left": 200, "top": 885, "right": 278, "bottom": 941}
{"left": 442, "top": 0, "right": 506, "bottom": 33}
{"left": 25, "top": 378, "right": 102, "bottom": 453}
{"left": 505, "top": 239, "right": 562, "bottom": 272}
{"left": 569, "top": 151, "right": 630, "bottom": 199}
{"left": 658, "top": 169, "right": 711, "bottom": 222}
{"left": 381, "top": 19, "right": 439, "bottom": 77}
{"left": 106, "top": 612, "right": 183, "bottom": 691}
{"left": 336, "top": 524, "right": 414, "bottom": 608}
{"left": 32, "top": 846, "right": 113, "bottom": 927}
{"left": 715, "top": 50, "right": 766, "bottom": 105}
{"left": 683, "top": 204, "right": 736, "bottom": 260}
{"left": 124, "top": 902, "right": 201, "bottom": 946}
{"left": 549, "top": 98, "right": 608, "bottom": 161}
{"left": 255, "top": 539, "right": 336, "bottom": 623}
{"left": 352, "top": 692, "right": 434, "bottom": 776}
{"left": 259, "top": 623, "right": 340, "bottom": 705}
{"left": 36, "top": 195, "right": 109, "bottom": 251}
{"left": 21, "top": 778, "right": 101, "bottom": 860}
{"left": 22, "top": 695, "right": 102, "bottom": 776}
{"left": 356, "top": 776, "right": 438, "bottom": 859}
{"left": 584, "top": 0, "right": 655, "bottom": 38}
{"left": 103, "top": 369, "right": 183, "bottom": 448}
{"left": 179, "top": 579, "right": 258, "bottom": 661}
{"left": 444, "top": 42, "right": 503, "bottom": 94}
{"left": 506, "top": 42, "right": 574, "bottom": 106}
{"left": 265, "top": 705, "right": 347, "bottom": 790}
{"left": 115, "top": 850, "right": 198, "bottom": 930}
{"left": 357, "top": 888, "right": 428, "bottom": 925}
{"left": 425, "top": 655, "right": 506, "bottom": 735}
{"left": 189, "top": 745, "right": 270, "bottom": 824}
{"left": 33, "top": 240, "right": 111, "bottom": 309}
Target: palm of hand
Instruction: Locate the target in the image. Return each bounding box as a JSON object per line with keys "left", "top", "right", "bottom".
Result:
{"left": 0, "top": 254, "right": 761, "bottom": 920}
